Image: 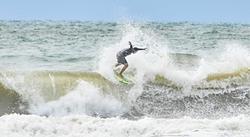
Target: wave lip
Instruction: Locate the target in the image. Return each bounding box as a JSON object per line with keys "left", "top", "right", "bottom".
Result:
{"left": 1, "top": 69, "right": 250, "bottom": 117}
{"left": 31, "top": 81, "right": 127, "bottom": 117}
{"left": 0, "top": 83, "right": 26, "bottom": 115}
{"left": 0, "top": 70, "right": 134, "bottom": 117}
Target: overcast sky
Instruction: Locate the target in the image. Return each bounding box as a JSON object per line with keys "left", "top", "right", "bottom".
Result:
{"left": 0, "top": 0, "right": 250, "bottom": 23}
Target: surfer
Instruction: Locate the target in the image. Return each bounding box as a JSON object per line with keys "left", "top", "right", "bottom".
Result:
{"left": 115, "top": 41, "right": 146, "bottom": 77}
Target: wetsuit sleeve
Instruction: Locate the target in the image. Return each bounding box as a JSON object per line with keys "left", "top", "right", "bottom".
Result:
{"left": 134, "top": 47, "right": 147, "bottom": 51}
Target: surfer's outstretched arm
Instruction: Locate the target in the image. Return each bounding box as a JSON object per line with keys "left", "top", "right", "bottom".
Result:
{"left": 134, "top": 47, "right": 147, "bottom": 52}
{"left": 136, "top": 48, "right": 147, "bottom": 50}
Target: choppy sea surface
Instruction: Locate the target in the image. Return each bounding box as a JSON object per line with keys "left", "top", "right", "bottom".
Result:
{"left": 1, "top": 20, "right": 250, "bottom": 137}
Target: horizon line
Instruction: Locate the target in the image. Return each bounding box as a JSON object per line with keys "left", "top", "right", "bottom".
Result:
{"left": 0, "top": 19, "right": 250, "bottom": 25}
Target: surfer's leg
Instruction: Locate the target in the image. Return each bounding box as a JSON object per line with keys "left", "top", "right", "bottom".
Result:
{"left": 116, "top": 56, "right": 128, "bottom": 76}
{"left": 119, "top": 63, "right": 128, "bottom": 76}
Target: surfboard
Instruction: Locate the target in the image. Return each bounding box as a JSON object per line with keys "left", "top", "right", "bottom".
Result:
{"left": 113, "top": 69, "right": 133, "bottom": 85}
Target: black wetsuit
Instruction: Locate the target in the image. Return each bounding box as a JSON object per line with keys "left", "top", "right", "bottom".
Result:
{"left": 116, "top": 48, "right": 134, "bottom": 65}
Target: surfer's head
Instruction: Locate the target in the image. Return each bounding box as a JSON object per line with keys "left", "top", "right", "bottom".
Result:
{"left": 129, "top": 41, "right": 133, "bottom": 48}
{"left": 129, "top": 41, "right": 136, "bottom": 53}
{"left": 129, "top": 41, "right": 146, "bottom": 53}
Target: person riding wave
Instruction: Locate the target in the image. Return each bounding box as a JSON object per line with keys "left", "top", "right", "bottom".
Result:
{"left": 115, "top": 41, "right": 146, "bottom": 77}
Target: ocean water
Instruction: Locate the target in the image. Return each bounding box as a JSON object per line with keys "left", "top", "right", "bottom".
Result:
{"left": 1, "top": 20, "right": 250, "bottom": 137}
